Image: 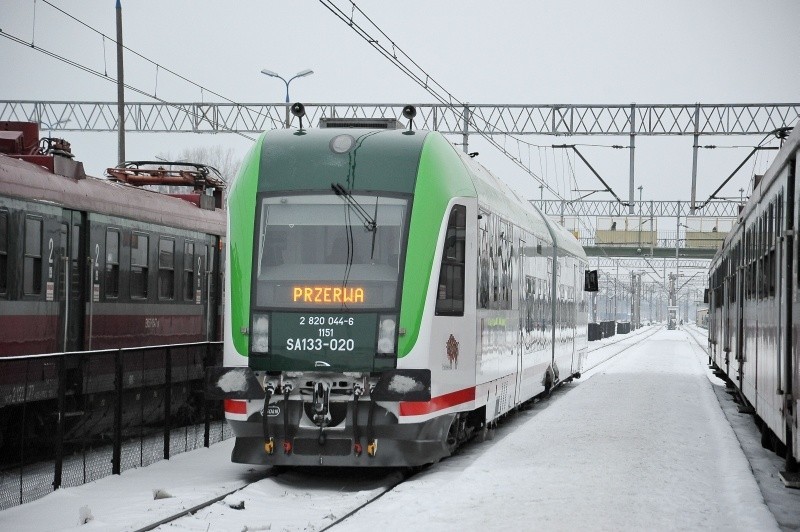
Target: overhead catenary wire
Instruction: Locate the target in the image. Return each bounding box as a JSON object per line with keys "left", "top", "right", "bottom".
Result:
{"left": 317, "top": 0, "right": 567, "bottom": 202}
{"left": 0, "top": 0, "right": 282, "bottom": 133}
{"left": 0, "top": 29, "right": 258, "bottom": 142}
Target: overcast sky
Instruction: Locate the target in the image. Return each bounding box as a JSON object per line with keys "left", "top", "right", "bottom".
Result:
{"left": 2, "top": 0, "right": 799, "bottom": 205}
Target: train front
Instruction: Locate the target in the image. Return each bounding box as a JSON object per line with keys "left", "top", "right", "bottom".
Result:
{"left": 214, "top": 127, "right": 448, "bottom": 466}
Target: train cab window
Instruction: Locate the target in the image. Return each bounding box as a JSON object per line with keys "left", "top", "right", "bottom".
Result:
{"left": 158, "top": 238, "right": 175, "bottom": 300}
{"left": 105, "top": 229, "right": 120, "bottom": 298}
{"left": 24, "top": 216, "right": 43, "bottom": 295}
{"left": 435, "top": 204, "right": 466, "bottom": 316}
{"left": 0, "top": 211, "right": 7, "bottom": 296}
{"left": 131, "top": 233, "right": 149, "bottom": 299}
{"left": 184, "top": 241, "right": 195, "bottom": 301}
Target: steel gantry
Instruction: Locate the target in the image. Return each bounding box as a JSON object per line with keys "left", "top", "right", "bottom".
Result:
{"left": 4, "top": 100, "right": 796, "bottom": 213}
{"left": 2, "top": 100, "right": 798, "bottom": 141}
{"left": 2, "top": 101, "right": 797, "bottom": 136}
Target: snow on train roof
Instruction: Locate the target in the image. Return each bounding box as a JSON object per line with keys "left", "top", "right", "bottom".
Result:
{"left": 712, "top": 124, "right": 799, "bottom": 262}
{"left": 0, "top": 153, "right": 226, "bottom": 236}
{"left": 452, "top": 146, "right": 587, "bottom": 261}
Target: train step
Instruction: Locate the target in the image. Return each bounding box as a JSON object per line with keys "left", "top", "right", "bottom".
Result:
{"left": 779, "top": 471, "right": 800, "bottom": 489}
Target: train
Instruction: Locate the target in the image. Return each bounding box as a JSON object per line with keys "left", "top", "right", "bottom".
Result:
{"left": 707, "top": 124, "right": 798, "bottom": 475}
{"left": 0, "top": 121, "right": 226, "bottom": 448}
{"left": 209, "top": 106, "right": 595, "bottom": 467}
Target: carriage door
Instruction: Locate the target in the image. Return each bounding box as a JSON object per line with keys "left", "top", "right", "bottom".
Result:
{"left": 515, "top": 237, "right": 525, "bottom": 404}
{"left": 205, "top": 241, "right": 218, "bottom": 341}
{"left": 59, "top": 210, "right": 85, "bottom": 351}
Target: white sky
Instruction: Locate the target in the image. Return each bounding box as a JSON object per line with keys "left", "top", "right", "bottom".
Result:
{"left": 2, "top": 326, "right": 798, "bottom": 531}
{"left": 2, "top": 0, "right": 800, "bottom": 202}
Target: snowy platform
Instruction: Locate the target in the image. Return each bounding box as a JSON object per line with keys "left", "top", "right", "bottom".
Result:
{"left": 1, "top": 326, "right": 799, "bottom": 531}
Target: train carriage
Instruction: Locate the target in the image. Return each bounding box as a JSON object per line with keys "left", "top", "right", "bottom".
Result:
{"left": 708, "top": 124, "right": 798, "bottom": 475}
{"left": 0, "top": 126, "right": 226, "bottom": 356}
{"left": 213, "top": 111, "right": 591, "bottom": 467}
{"left": 0, "top": 122, "right": 226, "bottom": 448}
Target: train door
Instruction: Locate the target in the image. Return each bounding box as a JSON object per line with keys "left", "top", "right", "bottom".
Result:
{"left": 59, "top": 210, "right": 85, "bottom": 351}
{"left": 571, "top": 263, "right": 577, "bottom": 373}
{"left": 514, "top": 237, "right": 525, "bottom": 404}
{"left": 206, "top": 239, "right": 218, "bottom": 341}
{"left": 722, "top": 275, "right": 731, "bottom": 373}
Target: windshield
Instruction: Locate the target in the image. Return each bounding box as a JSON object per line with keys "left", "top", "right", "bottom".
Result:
{"left": 255, "top": 194, "right": 409, "bottom": 310}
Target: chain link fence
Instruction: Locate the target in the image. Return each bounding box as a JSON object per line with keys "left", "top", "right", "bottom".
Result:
{"left": 0, "top": 342, "right": 231, "bottom": 510}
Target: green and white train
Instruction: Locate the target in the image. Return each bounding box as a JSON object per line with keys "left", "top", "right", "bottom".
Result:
{"left": 211, "top": 110, "right": 592, "bottom": 466}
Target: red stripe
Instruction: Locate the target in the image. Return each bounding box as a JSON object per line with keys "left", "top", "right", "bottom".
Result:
{"left": 399, "top": 386, "right": 476, "bottom": 416}
{"left": 224, "top": 399, "right": 247, "bottom": 414}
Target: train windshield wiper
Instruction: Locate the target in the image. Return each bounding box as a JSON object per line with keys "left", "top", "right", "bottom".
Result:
{"left": 331, "top": 183, "right": 377, "bottom": 232}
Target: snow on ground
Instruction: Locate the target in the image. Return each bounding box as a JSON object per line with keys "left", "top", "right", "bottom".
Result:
{"left": 337, "top": 328, "right": 779, "bottom": 531}
{"left": 683, "top": 325, "right": 800, "bottom": 531}
{"left": 1, "top": 326, "right": 797, "bottom": 532}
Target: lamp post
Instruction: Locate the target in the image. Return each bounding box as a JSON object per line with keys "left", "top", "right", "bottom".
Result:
{"left": 637, "top": 185, "right": 643, "bottom": 250}
{"left": 260, "top": 68, "right": 314, "bottom": 128}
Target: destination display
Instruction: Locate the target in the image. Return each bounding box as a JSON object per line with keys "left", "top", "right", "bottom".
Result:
{"left": 291, "top": 285, "right": 365, "bottom": 304}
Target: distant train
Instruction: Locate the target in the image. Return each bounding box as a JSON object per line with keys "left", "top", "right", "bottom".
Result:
{"left": 707, "top": 124, "right": 798, "bottom": 475}
{"left": 0, "top": 122, "right": 226, "bottom": 447}
{"left": 210, "top": 106, "right": 595, "bottom": 467}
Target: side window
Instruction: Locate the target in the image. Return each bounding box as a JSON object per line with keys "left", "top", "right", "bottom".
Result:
{"left": 0, "top": 211, "right": 7, "bottom": 296}
{"left": 478, "top": 211, "right": 489, "bottom": 309}
{"left": 435, "top": 204, "right": 466, "bottom": 316}
{"left": 24, "top": 216, "right": 43, "bottom": 295}
{"left": 184, "top": 241, "right": 195, "bottom": 301}
{"left": 105, "top": 229, "right": 120, "bottom": 299}
{"left": 159, "top": 238, "right": 175, "bottom": 300}
{"left": 131, "top": 232, "right": 149, "bottom": 299}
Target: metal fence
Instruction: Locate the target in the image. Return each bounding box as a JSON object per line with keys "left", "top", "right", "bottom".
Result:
{"left": 0, "top": 342, "right": 231, "bottom": 510}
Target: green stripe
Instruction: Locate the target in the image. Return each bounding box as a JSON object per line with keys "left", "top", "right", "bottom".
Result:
{"left": 228, "top": 136, "right": 264, "bottom": 356}
{"left": 397, "top": 133, "right": 477, "bottom": 357}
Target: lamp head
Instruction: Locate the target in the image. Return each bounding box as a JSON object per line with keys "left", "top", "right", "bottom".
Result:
{"left": 291, "top": 102, "right": 306, "bottom": 130}
{"left": 401, "top": 105, "right": 417, "bottom": 131}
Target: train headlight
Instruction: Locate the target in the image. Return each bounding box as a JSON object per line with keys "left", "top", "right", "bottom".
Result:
{"left": 251, "top": 314, "right": 270, "bottom": 354}
{"left": 377, "top": 315, "right": 396, "bottom": 354}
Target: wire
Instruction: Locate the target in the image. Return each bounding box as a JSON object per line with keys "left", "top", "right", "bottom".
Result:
{"left": 0, "top": 28, "right": 257, "bottom": 142}
{"left": 38, "top": 0, "right": 281, "bottom": 130}
{"left": 317, "top": 0, "right": 567, "bottom": 201}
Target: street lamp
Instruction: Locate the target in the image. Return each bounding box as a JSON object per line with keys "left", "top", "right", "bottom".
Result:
{"left": 260, "top": 68, "right": 314, "bottom": 128}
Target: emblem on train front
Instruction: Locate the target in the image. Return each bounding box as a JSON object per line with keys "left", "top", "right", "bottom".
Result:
{"left": 445, "top": 334, "right": 459, "bottom": 369}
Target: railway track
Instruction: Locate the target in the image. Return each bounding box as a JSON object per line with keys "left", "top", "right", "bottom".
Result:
{"left": 132, "top": 466, "right": 415, "bottom": 531}
{"left": 582, "top": 325, "right": 663, "bottom": 374}
{"left": 127, "top": 330, "right": 662, "bottom": 531}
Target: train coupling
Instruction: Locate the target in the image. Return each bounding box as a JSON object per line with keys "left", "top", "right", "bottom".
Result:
{"left": 313, "top": 381, "right": 332, "bottom": 425}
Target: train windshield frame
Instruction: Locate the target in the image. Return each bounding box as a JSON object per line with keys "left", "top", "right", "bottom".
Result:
{"left": 254, "top": 193, "right": 410, "bottom": 311}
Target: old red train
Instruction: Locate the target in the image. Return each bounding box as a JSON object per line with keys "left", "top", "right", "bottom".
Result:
{"left": 0, "top": 122, "right": 226, "bottom": 356}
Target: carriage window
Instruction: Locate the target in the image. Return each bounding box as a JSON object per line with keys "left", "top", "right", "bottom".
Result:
{"left": 24, "top": 216, "right": 43, "bottom": 295}
{"left": 0, "top": 211, "right": 7, "bottom": 296}
{"left": 199, "top": 244, "right": 207, "bottom": 302}
{"left": 105, "top": 229, "right": 120, "bottom": 298}
{"left": 435, "top": 204, "right": 466, "bottom": 316}
{"left": 184, "top": 241, "right": 195, "bottom": 301}
{"left": 131, "top": 233, "right": 149, "bottom": 299}
{"left": 159, "top": 238, "right": 175, "bottom": 300}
